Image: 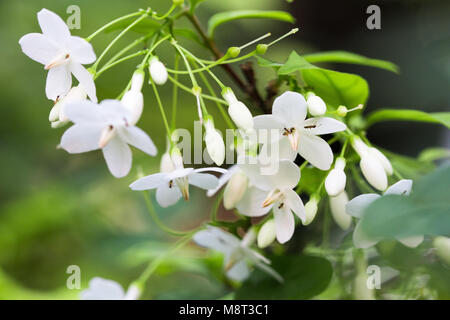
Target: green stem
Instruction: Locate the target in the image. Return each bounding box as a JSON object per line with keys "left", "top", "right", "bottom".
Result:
{"left": 171, "top": 54, "right": 180, "bottom": 131}
{"left": 153, "top": 4, "right": 177, "bottom": 20}
{"left": 210, "top": 190, "right": 224, "bottom": 222}
{"left": 95, "top": 50, "right": 148, "bottom": 79}
{"left": 167, "top": 75, "right": 227, "bottom": 105}
{"left": 102, "top": 34, "right": 153, "bottom": 70}
{"left": 150, "top": 79, "right": 172, "bottom": 140}
{"left": 86, "top": 11, "right": 145, "bottom": 42}
{"left": 171, "top": 41, "right": 198, "bottom": 87}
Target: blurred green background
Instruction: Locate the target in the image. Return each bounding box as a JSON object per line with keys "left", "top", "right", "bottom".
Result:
{"left": 0, "top": 0, "right": 448, "bottom": 299}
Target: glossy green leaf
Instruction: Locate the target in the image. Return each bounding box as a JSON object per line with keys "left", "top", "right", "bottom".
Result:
{"left": 207, "top": 10, "right": 294, "bottom": 37}
{"left": 360, "top": 165, "right": 450, "bottom": 239}
{"left": 366, "top": 109, "right": 450, "bottom": 129}
{"left": 235, "top": 255, "right": 333, "bottom": 299}
{"left": 278, "top": 51, "right": 369, "bottom": 108}
{"left": 303, "top": 51, "right": 399, "bottom": 73}
{"left": 418, "top": 147, "right": 450, "bottom": 163}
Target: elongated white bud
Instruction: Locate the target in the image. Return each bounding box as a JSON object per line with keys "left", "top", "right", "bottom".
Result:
{"left": 204, "top": 119, "right": 225, "bottom": 166}
{"left": 121, "top": 74, "right": 144, "bottom": 126}
{"left": 222, "top": 88, "right": 254, "bottom": 131}
{"left": 223, "top": 171, "right": 248, "bottom": 210}
{"left": 124, "top": 283, "right": 141, "bottom": 300}
{"left": 368, "top": 147, "right": 393, "bottom": 176}
{"left": 329, "top": 191, "right": 352, "bottom": 230}
{"left": 304, "top": 196, "right": 319, "bottom": 225}
{"left": 149, "top": 57, "right": 168, "bottom": 85}
{"left": 433, "top": 236, "right": 450, "bottom": 266}
{"left": 257, "top": 219, "right": 276, "bottom": 248}
{"left": 130, "top": 69, "right": 145, "bottom": 92}
{"left": 325, "top": 157, "right": 347, "bottom": 196}
{"left": 306, "top": 93, "right": 327, "bottom": 116}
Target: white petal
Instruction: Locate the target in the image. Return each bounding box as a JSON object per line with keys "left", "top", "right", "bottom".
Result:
{"left": 398, "top": 236, "right": 424, "bottom": 248}
{"left": 345, "top": 194, "right": 380, "bottom": 218}
{"left": 302, "top": 117, "right": 347, "bottom": 136}
{"left": 155, "top": 183, "right": 182, "bottom": 208}
{"left": 369, "top": 147, "right": 393, "bottom": 176}
{"left": 46, "top": 64, "right": 71, "bottom": 101}
{"left": 80, "top": 277, "right": 125, "bottom": 300}
{"left": 207, "top": 166, "right": 238, "bottom": 197}
{"left": 67, "top": 36, "right": 96, "bottom": 64}
{"left": 253, "top": 115, "right": 284, "bottom": 131}
{"left": 384, "top": 179, "right": 413, "bottom": 196}
{"left": 272, "top": 91, "right": 307, "bottom": 127}
{"left": 70, "top": 62, "right": 97, "bottom": 102}
{"left": 189, "top": 173, "right": 219, "bottom": 190}
{"left": 18, "top": 33, "right": 59, "bottom": 65}
{"left": 258, "top": 137, "right": 297, "bottom": 164}
{"left": 235, "top": 187, "right": 272, "bottom": 217}
{"left": 118, "top": 126, "right": 157, "bottom": 156}
{"left": 102, "top": 136, "right": 132, "bottom": 178}
{"left": 273, "top": 206, "right": 295, "bottom": 244}
{"left": 63, "top": 100, "right": 104, "bottom": 124}
{"left": 272, "top": 160, "right": 300, "bottom": 190}
{"left": 129, "top": 173, "right": 168, "bottom": 190}
{"left": 284, "top": 189, "right": 306, "bottom": 222}
{"left": 353, "top": 221, "right": 378, "bottom": 249}
{"left": 297, "top": 134, "right": 333, "bottom": 171}
{"left": 60, "top": 124, "right": 102, "bottom": 153}
{"left": 227, "top": 260, "right": 250, "bottom": 282}
{"left": 37, "top": 9, "right": 71, "bottom": 43}
{"left": 193, "top": 226, "right": 239, "bottom": 254}
{"left": 238, "top": 161, "right": 273, "bottom": 191}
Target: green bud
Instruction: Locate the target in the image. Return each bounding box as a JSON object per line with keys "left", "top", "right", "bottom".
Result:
{"left": 227, "top": 47, "right": 240, "bottom": 58}
{"left": 256, "top": 44, "right": 268, "bottom": 55}
{"left": 337, "top": 105, "right": 348, "bottom": 117}
{"left": 173, "top": 0, "right": 184, "bottom": 5}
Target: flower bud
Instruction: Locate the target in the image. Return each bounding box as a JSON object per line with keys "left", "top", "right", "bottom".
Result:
{"left": 433, "top": 236, "right": 450, "bottom": 266}
{"left": 124, "top": 283, "right": 141, "bottom": 300}
{"left": 227, "top": 47, "right": 240, "bottom": 58}
{"left": 160, "top": 152, "right": 175, "bottom": 173}
{"left": 329, "top": 191, "right": 352, "bottom": 230}
{"left": 222, "top": 88, "right": 254, "bottom": 131}
{"left": 121, "top": 90, "right": 143, "bottom": 126}
{"left": 353, "top": 273, "right": 375, "bottom": 300}
{"left": 306, "top": 93, "right": 327, "bottom": 116}
{"left": 223, "top": 171, "right": 248, "bottom": 210}
{"left": 304, "top": 196, "right": 319, "bottom": 225}
{"left": 368, "top": 147, "right": 393, "bottom": 176}
{"left": 170, "top": 147, "right": 184, "bottom": 170}
{"left": 257, "top": 219, "right": 276, "bottom": 248}
{"left": 325, "top": 157, "right": 347, "bottom": 196}
{"left": 149, "top": 57, "right": 168, "bottom": 85}
{"left": 337, "top": 105, "right": 348, "bottom": 117}
{"left": 256, "top": 44, "right": 268, "bottom": 55}
{"left": 204, "top": 118, "right": 225, "bottom": 166}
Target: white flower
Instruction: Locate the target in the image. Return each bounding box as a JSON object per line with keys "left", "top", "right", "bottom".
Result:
{"left": 306, "top": 93, "right": 326, "bottom": 116}
{"left": 49, "top": 85, "right": 87, "bottom": 128}
{"left": 60, "top": 99, "right": 157, "bottom": 178}
{"left": 329, "top": 191, "right": 352, "bottom": 230}
{"left": 149, "top": 57, "right": 168, "bottom": 85}
{"left": 325, "top": 157, "right": 347, "bottom": 196}
{"left": 204, "top": 118, "right": 225, "bottom": 166}
{"left": 193, "top": 226, "right": 282, "bottom": 282}
{"left": 19, "top": 9, "right": 97, "bottom": 102}
{"left": 80, "top": 277, "right": 140, "bottom": 300}
{"left": 346, "top": 179, "right": 424, "bottom": 248}
{"left": 129, "top": 161, "right": 224, "bottom": 208}
{"left": 352, "top": 137, "right": 392, "bottom": 191}
{"left": 222, "top": 88, "right": 254, "bottom": 132}
{"left": 257, "top": 219, "right": 277, "bottom": 248}
{"left": 303, "top": 196, "right": 319, "bottom": 225}
{"left": 121, "top": 70, "right": 145, "bottom": 126}
{"left": 236, "top": 159, "right": 306, "bottom": 244}
{"left": 254, "top": 91, "right": 346, "bottom": 170}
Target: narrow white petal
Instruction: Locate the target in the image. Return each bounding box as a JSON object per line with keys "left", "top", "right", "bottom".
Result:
{"left": 119, "top": 126, "right": 157, "bottom": 156}
{"left": 302, "top": 117, "right": 347, "bottom": 135}
{"left": 398, "top": 236, "right": 424, "bottom": 248}
{"left": 46, "top": 64, "right": 71, "bottom": 101}
{"left": 60, "top": 124, "right": 102, "bottom": 153}
{"left": 273, "top": 206, "right": 295, "bottom": 244}
{"left": 258, "top": 137, "right": 297, "bottom": 164}
{"left": 253, "top": 115, "right": 284, "bottom": 130}
{"left": 353, "top": 221, "right": 379, "bottom": 249}
{"left": 235, "top": 187, "right": 272, "bottom": 217}
{"left": 193, "top": 226, "right": 239, "bottom": 254}
{"left": 284, "top": 189, "right": 306, "bottom": 222}
{"left": 272, "top": 91, "right": 307, "bottom": 127}
{"left": 271, "top": 160, "right": 300, "bottom": 190}
{"left": 63, "top": 100, "right": 104, "bottom": 124}
{"left": 37, "top": 9, "right": 71, "bottom": 43}
{"left": 297, "top": 134, "right": 333, "bottom": 171}
{"left": 102, "top": 136, "right": 132, "bottom": 178}
{"left": 129, "top": 173, "right": 168, "bottom": 190}
{"left": 18, "top": 33, "right": 59, "bottom": 65}
{"left": 189, "top": 173, "right": 219, "bottom": 190}
{"left": 70, "top": 62, "right": 97, "bottom": 102}
{"left": 227, "top": 260, "right": 250, "bottom": 282}
{"left": 207, "top": 166, "right": 238, "bottom": 197}
{"left": 67, "top": 36, "right": 96, "bottom": 64}
{"left": 155, "top": 183, "right": 182, "bottom": 208}
{"left": 384, "top": 179, "right": 413, "bottom": 196}
{"left": 345, "top": 194, "right": 380, "bottom": 218}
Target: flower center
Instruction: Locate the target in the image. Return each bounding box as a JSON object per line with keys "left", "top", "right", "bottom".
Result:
{"left": 98, "top": 125, "right": 115, "bottom": 148}
{"left": 262, "top": 189, "right": 285, "bottom": 207}
{"left": 44, "top": 52, "right": 71, "bottom": 70}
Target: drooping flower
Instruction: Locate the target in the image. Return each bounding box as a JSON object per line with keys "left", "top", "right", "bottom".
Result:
{"left": 204, "top": 118, "right": 225, "bottom": 166}
{"left": 325, "top": 157, "right": 347, "bottom": 196}
{"left": 129, "top": 153, "right": 224, "bottom": 207}
{"left": 236, "top": 159, "right": 306, "bottom": 244}
{"left": 257, "top": 219, "right": 277, "bottom": 248}
{"left": 193, "top": 226, "right": 282, "bottom": 282}
{"left": 80, "top": 277, "right": 140, "bottom": 300}
{"left": 306, "top": 92, "right": 327, "bottom": 116}
{"left": 329, "top": 191, "right": 352, "bottom": 230}
{"left": 19, "top": 9, "right": 97, "bottom": 102}
{"left": 254, "top": 91, "right": 346, "bottom": 170}
{"left": 149, "top": 56, "right": 168, "bottom": 85}
{"left": 346, "top": 179, "right": 424, "bottom": 248}
{"left": 121, "top": 70, "right": 145, "bottom": 126}
{"left": 49, "top": 85, "right": 87, "bottom": 128}
{"left": 222, "top": 87, "right": 254, "bottom": 132}
{"left": 60, "top": 99, "right": 157, "bottom": 178}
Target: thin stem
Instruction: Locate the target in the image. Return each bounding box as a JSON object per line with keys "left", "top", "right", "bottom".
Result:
{"left": 171, "top": 41, "right": 198, "bottom": 87}
{"left": 239, "top": 32, "right": 271, "bottom": 50}
{"left": 102, "top": 34, "right": 153, "bottom": 70}
{"left": 95, "top": 50, "right": 148, "bottom": 78}
{"left": 139, "top": 34, "right": 171, "bottom": 69}
{"left": 210, "top": 190, "right": 224, "bottom": 222}
{"left": 171, "top": 55, "right": 180, "bottom": 130}
{"left": 86, "top": 11, "right": 145, "bottom": 42}
{"left": 153, "top": 4, "right": 177, "bottom": 20}
{"left": 340, "top": 139, "right": 349, "bottom": 157}
{"left": 150, "top": 79, "right": 172, "bottom": 140}
{"left": 167, "top": 75, "right": 227, "bottom": 105}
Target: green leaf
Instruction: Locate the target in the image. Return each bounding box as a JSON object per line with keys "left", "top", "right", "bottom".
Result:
{"left": 235, "top": 255, "right": 333, "bottom": 299}
{"left": 360, "top": 165, "right": 450, "bottom": 239}
{"left": 189, "top": 0, "right": 208, "bottom": 13}
{"left": 418, "top": 147, "right": 450, "bottom": 163}
{"left": 366, "top": 109, "right": 450, "bottom": 129}
{"left": 278, "top": 51, "right": 369, "bottom": 108}
{"left": 303, "top": 51, "right": 399, "bottom": 73}
{"left": 255, "top": 56, "right": 282, "bottom": 69}
{"left": 207, "top": 10, "right": 294, "bottom": 37}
